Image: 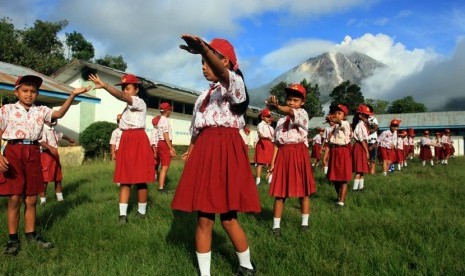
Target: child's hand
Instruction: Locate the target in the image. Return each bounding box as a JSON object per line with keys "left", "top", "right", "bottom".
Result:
{"left": 265, "top": 95, "right": 279, "bottom": 109}
{"left": 0, "top": 155, "right": 9, "bottom": 172}
{"left": 180, "top": 34, "right": 207, "bottom": 54}
{"left": 170, "top": 148, "right": 176, "bottom": 157}
{"left": 72, "top": 85, "right": 92, "bottom": 95}
{"left": 88, "top": 74, "right": 106, "bottom": 89}
{"left": 181, "top": 151, "right": 189, "bottom": 161}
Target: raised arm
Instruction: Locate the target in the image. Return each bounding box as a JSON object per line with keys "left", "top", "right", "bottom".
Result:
{"left": 88, "top": 74, "right": 133, "bottom": 105}
{"left": 52, "top": 86, "right": 92, "bottom": 119}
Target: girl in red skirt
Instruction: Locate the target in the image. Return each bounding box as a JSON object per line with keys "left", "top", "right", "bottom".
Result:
{"left": 395, "top": 130, "right": 406, "bottom": 171}
{"left": 254, "top": 108, "right": 274, "bottom": 185}
{"left": 322, "top": 116, "right": 335, "bottom": 175}
{"left": 311, "top": 127, "right": 324, "bottom": 167}
{"left": 327, "top": 104, "right": 352, "bottom": 207}
{"left": 433, "top": 132, "right": 443, "bottom": 164}
{"left": 377, "top": 119, "right": 400, "bottom": 176}
{"left": 419, "top": 130, "right": 434, "bottom": 166}
{"left": 351, "top": 104, "right": 372, "bottom": 192}
{"left": 89, "top": 73, "right": 155, "bottom": 223}
{"left": 441, "top": 129, "right": 452, "bottom": 164}
{"left": 171, "top": 35, "right": 259, "bottom": 276}
{"left": 266, "top": 84, "right": 316, "bottom": 234}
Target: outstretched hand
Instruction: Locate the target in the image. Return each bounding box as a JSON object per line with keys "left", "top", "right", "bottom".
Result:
{"left": 88, "top": 74, "right": 106, "bottom": 89}
{"left": 179, "top": 34, "right": 208, "bottom": 54}
{"left": 72, "top": 85, "right": 92, "bottom": 96}
{"left": 266, "top": 95, "right": 279, "bottom": 109}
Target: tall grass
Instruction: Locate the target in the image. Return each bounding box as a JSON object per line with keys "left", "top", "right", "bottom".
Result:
{"left": 0, "top": 156, "right": 464, "bottom": 275}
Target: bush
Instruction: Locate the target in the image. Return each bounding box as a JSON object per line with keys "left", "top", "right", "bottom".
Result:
{"left": 79, "top": 121, "right": 118, "bottom": 159}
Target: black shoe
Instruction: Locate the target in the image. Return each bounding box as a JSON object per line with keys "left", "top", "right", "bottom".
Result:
{"left": 271, "top": 228, "right": 281, "bottom": 236}
{"left": 119, "top": 215, "right": 128, "bottom": 224}
{"left": 26, "top": 233, "right": 53, "bottom": 249}
{"left": 3, "top": 240, "right": 20, "bottom": 256}
{"left": 135, "top": 212, "right": 146, "bottom": 219}
{"left": 235, "top": 264, "right": 256, "bottom": 276}
{"left": 158, "top": 188, "right": 167, "bottom": 193}
{"left": 301, "top": 225, "right": 310, "bottom": 232}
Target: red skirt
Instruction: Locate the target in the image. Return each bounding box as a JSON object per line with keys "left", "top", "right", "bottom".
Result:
{"left": 434, "top": 146, "right": 443, "bottom": 159}
{"left": 352, "top": 142, "right": 369, "bottom": 174}
{"left": 171, "top": 127, "right": 260, "bottom": 213}
{"left": 0, "top": 144, "right": 44, "bottom": 196}
{"left": 443, "top": 144, "right": 451, "bottom": 156}
{"left": 41, "top": 150, "right": 63, "bottom": 182}
{"left": 327, "top": 145, "right": 352, "bottom": 182}
{"left": 395, "top": 149, "right": 404, "bottom": 163}
{"left": 408, "top": 145, "right": 414, "bottom": 154}
{"left": 379, "top": 147, "right": 395, "bottom": 162}
{"left": 114, "top": 129, "right": 155, "bottom": 184}
{"left": 254, "top": 138, "right": 274, "bottom": 165}
{"left": 269, "top": 143, "right": 316, "bottom": 198}
{"left": 419, "top": 146, "right": 432, "bottom": 161}
{"left": 311, "top": 144, "right": 322, "bottom": 160}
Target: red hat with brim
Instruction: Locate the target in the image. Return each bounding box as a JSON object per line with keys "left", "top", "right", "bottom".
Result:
{"left": 337, "top": 104, "right": 349, "bottom": 115}
{"left": 356, "top": 104, "right": 373, "bottom": 116}
{"left": 284, "top": 84, "right": 306, "bottom": 99}
{"left": 160, "top": 102, "right": 172, "bottom": 111}
{"left": 423, "top": 130, "right": 430, "bottom": 135}
{"left": 390, "top": 119, "right": 401, "bottom": 126}
{"left": 14, "top": 75, "right": 43, "bottom": 90}
{"left": 260, "top": 108, "right": 271, "bottom": 117}
{"left": 444, "top": 129, "right": 450, "bottom": 133}
{"left": 115, "top": 74, "right": 140, "bottom": 86}
{"left": 209, "top": 38, "right": 238, "bottom": 70}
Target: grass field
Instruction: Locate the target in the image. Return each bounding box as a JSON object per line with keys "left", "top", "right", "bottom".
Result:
{"left": 0, "top": 155, "right": 464, "bottom": 275}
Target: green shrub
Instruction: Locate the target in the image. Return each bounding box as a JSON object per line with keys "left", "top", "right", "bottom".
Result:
{"left": 79, "top": 121, "right": 118, "bottom": 159}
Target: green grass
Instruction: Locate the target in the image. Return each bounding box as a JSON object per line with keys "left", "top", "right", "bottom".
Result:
{"left": 1, "top": 156, "right": 465, "bottom": 275}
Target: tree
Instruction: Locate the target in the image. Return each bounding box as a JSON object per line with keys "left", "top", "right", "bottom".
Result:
{"left": 329, "top": 80, "right": 365, "bottom": 115}
{"left": 365, "top": 98, "right": 390, "bottom": 114}
{"left": 79, "top": 121, "right": 118, "bottom": 159}
{"left": 269, "top": 79, "right": 324, "bottom": 117}
{"left": 387, "top": 96, "right": 427, "bottom": 114}
{"left": 95, "top": 55, "right": 128, "bottom": 71}
{"left": 0, "top": 18, "right": 24, "bottom": 64}
{"left": 65, "top": 31, "right": 95, "bottom": 61}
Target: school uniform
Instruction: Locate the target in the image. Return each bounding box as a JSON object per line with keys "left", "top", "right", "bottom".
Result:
{"left": 403, "top": 137, "right": 409, "bottom": 160}
{"left": 395, "top": 137, "right": 404, "bottom": 164}
{"left": 419, "top": 137, "right": 433, "bottom": 161}
{"left": 40, "top": 125, "right": 63, "bottom": 183}
{"left": 171, "top": 71, "right": 260, "bottom": 213}
{"left": 441, "top": 135, "right": 451, "bottom": 156}
{"left": 0, "top": 102, "right": 51, "bottom": 196}
{"left": 408, "top": 136, "right": 415, "bottom": 155}
{"left": 254, "top": 121, "right": 274, "bottom": 165}
{"left": 311, "top": 133, "right": 323, "bottom": 161}
{"left": 114, "top": 96, "right": 155, "bottom": 184}
{"left": 433, "top": 137, "right": 443, "bottom": 159}
{"left": 269, "top": 108, "right": 316, "bottom": 198}
{"left": 156, "top": 116, "right": 173, "bottom": 167}
{"left": 327, "top": 120, "right": 352, "bottom": 182}
{"left": 367, "top": 131, "right": 378, "bottom": 161}
{"left": 109, "top": 128, "right": 123, "bottom": 150}
{"left": 377, "top": 130, "right": 397, "bottom": 163}
{"left": 352, "top": 121, "right": 370, "bottom": 174}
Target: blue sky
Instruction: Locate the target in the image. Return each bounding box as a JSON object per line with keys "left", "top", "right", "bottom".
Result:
{"left": 1, "top": 0, "right": 465, "bottom": 109}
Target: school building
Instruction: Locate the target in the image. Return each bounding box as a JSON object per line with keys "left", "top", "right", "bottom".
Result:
{"left": 51, "top": 60, "right": 264, "bottom": 145}
{"left": 308, "top": 112, "right": 465, "bottom": 156}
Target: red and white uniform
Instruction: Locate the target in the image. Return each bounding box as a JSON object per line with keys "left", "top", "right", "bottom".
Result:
{"left": 254, "top": 121, "right": 274, "bottom": 164}
{"left": 419, "top": 136, "right": 433, "bottom": 161}
{"left": 172, "top": 71, "right": 260, "bottom": 213}
{"left": 110, "top": 128, "right": 122, "bottom": 150}
{"left": 0, "top": 102, "right": 52, "bottom": 195}
{"left": 408, "top": 136, "right": 415, "bottom": 154}
{"left": 327, "top": 120, "right": 352, "bottom": 182}
{"left": 403, "top": 137, "right": 409, "bottom": 157}
{"left": 441, "top": 135, "right": 452, "bottom": 156}
{"left": 40, "top": 125, "right": 63, "bottom": 182}
{"left": 352, "top": 121, "right": 369, "bottom": 173}
{"left": 114, "top": 96, "right": 155, "bottom": 184}
{"left": 155, "top": 116, "right": 173, "bottom": 167}
{"left": 395, "top": 136, "right": 404, "bottom": 163}
{"left": 311, "top": 133, "right": 323, "bottom": 160}
{"left": 433, "top": 137, "right": 443, "bottom": 159}
{"left": 377, "top": 130, "right": 397, "bottom": 162}
{"left": 269, "top": 108, "right": 315, "bottom": 198}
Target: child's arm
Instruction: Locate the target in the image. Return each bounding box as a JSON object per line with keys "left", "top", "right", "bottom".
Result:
{"left": 111, "top": 144, "right": 116, "bottom": 161}
{"left": 268, "top": 145, "right": 279, "bottom": 174}
{"left": 40, "top": 141, "right": 59, "bottom": 157}
{"left": 0, "top": 130, "right": 9, "bottom": 172}
{"left": 163, "top": 132, "right": 176, "bottom": 157}
{"left": 62, "top": 134, "right": 75, "bottom": 145}
{"left": 88, "top": 74, "right": 134, "bottom": 105}
{"left": 266, "top": 95, "right": 294, "bottom": 116}
{"left": 52, "top": 86, "right": 92, "bottom": 119}
{"left": 182, "top": 136, "right": 198, "bottom": 161}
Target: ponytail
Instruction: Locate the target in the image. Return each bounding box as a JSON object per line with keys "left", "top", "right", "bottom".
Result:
{"left": 229, "top": 68, "right": 249, "bottom": 115}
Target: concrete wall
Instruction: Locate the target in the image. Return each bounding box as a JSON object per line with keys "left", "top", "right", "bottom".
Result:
{"left": 58, "top": 146, "right": 85, "bottom": 166}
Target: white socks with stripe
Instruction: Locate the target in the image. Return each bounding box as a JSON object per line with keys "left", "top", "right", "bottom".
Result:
{"left": 196, "top": 251, "right": 211, "bottom": 276}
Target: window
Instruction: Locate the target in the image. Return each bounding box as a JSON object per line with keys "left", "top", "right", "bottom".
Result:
{"left": 173, "top": 101, "right": 183, "bottom": 113}
{"left": 184, "top": 104, "right": 194, "bottom": 115}
{"left": 147, "top": 96, "right": 160, "bottom": 109}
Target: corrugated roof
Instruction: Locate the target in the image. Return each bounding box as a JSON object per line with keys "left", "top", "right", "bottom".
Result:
{"left": 309, "top": 111, "right": 465, "bottom": 130}
{"left": 0, "top": 61, "right": 100, "bottom": 105}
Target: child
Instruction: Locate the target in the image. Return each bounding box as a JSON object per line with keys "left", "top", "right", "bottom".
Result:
{"left": 366, "top": 105, "right": 379, "bottom": 174}
{"left": 327, "top": 104, "right": 352, "bottom": 206}
{"left": 377, "top": 119, "right": 400, "bottom": 176}
{"left": 150, "top": 115, "right": 160, "bottom": 180}
{"left": 351, "top": 104, "right": 372, "bottom": 192}
{"left": 0, "top": 75, "right": 91, "bottom": 255}
{"left": 402, "top": 130, "right": 410, "bottom": 167}
{"left": 407, "top": 128, "right": 415, "bottom": 160}
{"left": 419, "top": 130, "right": 434, "bottom": 167}
{"left": 240, "top": 125, "right": 253, "bottom": 154}
{"left": 433, "top": 132, "right": 443, "bottom": 164}
{"left": 441, "top": 129, "right": 452, "bottom": 164}
{"left": 395, "top": 130, "right": 405, "bottom": 171}
{"left": 310, "top": 127, "right": 324, "bottom": 167}
{"left": 171, "top": 35, "right": 259, "bottom": 276}
{"left": 266, "top": 84, "right": 316, "bottom": 234}
{"left": 38, "top": 119, "right": 76, "bottom": 205}
{"left": 89, "top": 73, "right": 155, "bottom": 223}
{"left": 154, "top": 102, "right": 176, "bottom": 192}
{"left": 322, "top": 116, "right": 335, "bottom": 175}
{"left": 109, "top": 114, "right": 123, "bottom": 161}
{"left": 254, "top": 108, "right": 274, "bottom": 185}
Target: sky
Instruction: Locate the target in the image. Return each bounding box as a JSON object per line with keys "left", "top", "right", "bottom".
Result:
{"left": 1, "top": 0, "right": 465, "bottom": 110}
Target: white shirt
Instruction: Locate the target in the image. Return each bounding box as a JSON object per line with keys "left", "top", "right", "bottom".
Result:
{"left": 40, "top": 125, "right": 63, "bottom": 148}
{"left": 118, "top": 96, "right": 146, "bottom": 130}
{"left": 110, "top": 128, "right": 123, "bottom": 150}
{"left": 157, "top": 116, "right": 172, "bottom": 141}
{"left": 274, "top": 108, "right": 309, "bottom": 147}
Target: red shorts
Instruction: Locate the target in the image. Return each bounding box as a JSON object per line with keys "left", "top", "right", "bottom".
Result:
{"left": 157, "top": 140, "right": 172, "bottom": 167}
{"left": 0, "top": 144, "right": 44, "bottom": 196}
{"left": 41, "top": 150, "right": 63, "bottom": 182}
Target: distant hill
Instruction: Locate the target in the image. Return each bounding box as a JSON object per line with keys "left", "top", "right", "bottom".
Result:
{"left": 250, "top": 51, "right": 385, "bottom": 106}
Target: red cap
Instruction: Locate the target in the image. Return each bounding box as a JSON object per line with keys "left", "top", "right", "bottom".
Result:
{"left": 209, "top": 38, "right": 238, "bottom": 70}
{"left": 160, "top": 102, "right": 172, "bottom": 111}
{"left": 356, "top": 104, "right": 373, "bottom": 116}
{"left": 260, "top": 108, "right": 271, "bottom": 117}
{"left": 285, "top": 84, "right": 306, "bottom": 99}
{"left": 390, "top": 119, "right": 401, "bottom": 126}
{"left": 435, "top": 132, "right": 441, "bottom": 135}
{"left": 423, "top": 130, "right": 430, "bottom": 135}
{"left": 408, "top": 128, "right": 415, "bottom": 135}
{"left": 337, "top": 104, "right": 349, "bottom": 115}
{"left": 444, "top": 128, "right": 450, "bottom": 133}
{"left": 115, "top": 74, "right": 140, "bottom": 85}
{"left": 14, "top": 75, "right": 43, "bottom": 90}
{"left": 244, "top": 126, "right": 250, "bottom": 134}
{"left": 317, "top": 127, "right": 324, "bottom": 132}
{"left": 152, "top": 115, "right": 161, "bottom": 127}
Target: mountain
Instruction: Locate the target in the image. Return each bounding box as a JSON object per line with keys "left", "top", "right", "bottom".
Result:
{"left": 250, "top": 51, "right": 385, "bottom": 106}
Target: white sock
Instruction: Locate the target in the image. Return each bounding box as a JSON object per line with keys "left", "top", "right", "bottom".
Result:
{"left": 56, "top": 193, "right": 64, "bottom": 201}
{"left": 236, "top": 248, "right": 253, "bottom": 269}
{"left": 119, "top": 203, "right": 128, "bottom": 216}
{"left": 353, "top": 179, "right": 360, "bottom": 190}
{"left": 268, "top": 174, "right": 272, "bottom": 184}
{"left": 382, "top": 171, "right": 387, "bottom": 176}
{"left": 397, "top": 164, "right": 401, "bottom": 171}
{"left": 422, "top": 161, "right": 426, "bottom": 166}
{"left": 445, "top": 160, "right": 448, "bottom": 164}
{"left": 324, "top": 167, "right": 328, "bottom": 174}
{"left": 404, "top": 160, "right": 408, "bottom": 166}
{"left": 138, "top": 202, "right": 147, "bottom": 214}
{"left": 301, "top": 214, "right": 309, "bottom": 226}
{"left": 359, "top": 178, "right": 364, "bottom": 190}
{"left": 430, "top": 160, "right": 434, "bottom": 166}
{"left": 255, "top": 177, "right": 261, "bottom": 185}
{"left": 196, "top": 251, "right": 211, "bottom": 276}
{"left": 273, "top": 217, "right": 281, "bottom": 229}
{"left": 40, "top": 197, "right": 46, "bottom": 204}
